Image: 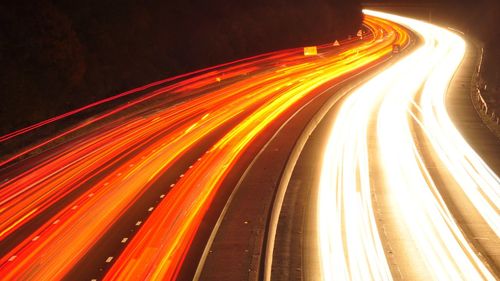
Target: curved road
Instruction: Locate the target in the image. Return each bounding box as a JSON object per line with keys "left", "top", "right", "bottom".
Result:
{"left": 271, "top": 10, "right": 499, "bottom": 281}
{"left": 0, "top": 10, "right": 497, "bottom": 281}
{"left": 0, "top": 14, "right": 407, "bottom": 281}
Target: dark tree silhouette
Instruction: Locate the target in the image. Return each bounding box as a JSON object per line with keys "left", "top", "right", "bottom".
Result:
{"left": 0, "top": 0, "right": 362, "bottom": 135}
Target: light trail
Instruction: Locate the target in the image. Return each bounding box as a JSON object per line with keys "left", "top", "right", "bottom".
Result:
{"left": 317, "top": 48, "right": 396, "bottom": 281}
{"left": 419, "top": 41, "right": 500, "bottom": 238}
{"left": 0, "top": 15, "right": 404, "bottom": 280}
{"left": 104, "top": 17, "right": 408, "bottom": 281}
{"left": 318, "top": 9, "right": 497, "bottom": 281}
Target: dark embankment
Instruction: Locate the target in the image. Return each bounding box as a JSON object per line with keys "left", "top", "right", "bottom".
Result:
{"left": 0, "top": 0, "right": 362, "bottom": 136}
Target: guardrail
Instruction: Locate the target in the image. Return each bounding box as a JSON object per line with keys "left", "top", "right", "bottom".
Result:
{"left": 474, "top": 88, "right": 499, "bottom": 125}
{"left": 473, "top": 47, "right": 500, "bottom": 127}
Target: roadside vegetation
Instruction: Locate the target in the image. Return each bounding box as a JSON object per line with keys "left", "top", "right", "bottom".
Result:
{"left": 0, "top": 0, "right": 362, "bottom": 135}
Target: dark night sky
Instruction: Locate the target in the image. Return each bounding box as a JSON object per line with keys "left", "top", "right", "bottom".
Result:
{"left": 0, "top": 0, "right": 362, "bottom": 135}
{"left": 0, "top": 0, "right": 498, "bottom": 137}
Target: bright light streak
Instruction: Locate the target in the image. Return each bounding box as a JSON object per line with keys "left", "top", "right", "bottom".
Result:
{"left": 318, "top": 67, "right": 394, "bottom": 280}
{"left": 419, "top": 37, "right": 500, "bottom": 237}
{"left": 0, "top": 15, "right": 401, "bottom": 280}
{"left": 317, "top": 15, "right": 412, "bottom": 279}
{"left": 104, "top": 17, "right": 406, "bottom": 280}
{"left": 373, "top": 10, "right": 496, "bottom": 280}
{"left": 318, "top": 9, "right": 497, "bottom": 281}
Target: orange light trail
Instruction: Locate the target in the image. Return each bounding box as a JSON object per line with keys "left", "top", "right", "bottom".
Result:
{"left": 104, "top": 17, "right": 408, "bottom": 281}
{"left": 0, "top": 15, "right": 407, "bottom": 280}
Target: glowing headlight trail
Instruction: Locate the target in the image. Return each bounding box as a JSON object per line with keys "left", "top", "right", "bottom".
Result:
{"left": 318, "top": 9, "right": 496, "bottom": 281}
{"left": 317, "top": 45, "right": 399, "bottom": 281}
{"left": 419, "top": 39, "right": 500, "bottom": 237}
{"left": 0, "top": 16, "right": 406, "bottom": 280}
{"left": 373, "top": 10, "right": 496, "bottom": 280}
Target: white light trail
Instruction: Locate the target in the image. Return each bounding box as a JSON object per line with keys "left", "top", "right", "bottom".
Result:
{"left": 419, "top": 38, "right": 500, "bottom": 237}
{"left": 318, "top": 10, "right": 498, "bottom": 281}
{"left": 317, "top": 62, "right": 395, "bottom": 280}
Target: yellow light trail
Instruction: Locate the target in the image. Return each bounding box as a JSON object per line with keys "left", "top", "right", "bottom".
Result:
{"left": 0, "top": 14, "right": 405, "bottom": 280}
{"left": 318, "top": 9, "right": 498, "bottom": 281}
{"left": 104, "top": 17, "right": 408, "bottom": 281}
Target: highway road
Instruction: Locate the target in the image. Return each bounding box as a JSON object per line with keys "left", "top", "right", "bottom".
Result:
{"left": 271, "top": 10, "right": 499, "bottom": 281}
{"left": 0, "top": 13, "right": 407, "bottom": 280}
{"left": 0, "top": 9, "right": 497, "bottom": 281}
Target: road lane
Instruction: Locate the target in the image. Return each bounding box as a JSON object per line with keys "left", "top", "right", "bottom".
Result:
{"left": 104, "top": 18, "right": 405, "bottom": 279}
{"left": 426, "top": 34, "right": 500, "bottom": 271}
{"left": 0, "top": 14, "right": 404, "bottom": 280}
{"left": 272, "top": 9, "right": 498, "bottom": 281}
{"left": 196, "top": 56, "right": 399, "bottom": 281}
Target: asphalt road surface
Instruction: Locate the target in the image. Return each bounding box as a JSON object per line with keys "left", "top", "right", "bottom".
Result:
{"left": 269, "top": 10, "right": 499, "bottom": 281}
{"left": 0, "top": 10, "right": 497, "bottom": 281}
{"left": 0, "top": 13, "right": 407, "bottom": 280}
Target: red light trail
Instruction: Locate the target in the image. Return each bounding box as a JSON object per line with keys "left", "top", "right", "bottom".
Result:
{"left": 0, "top": 15, "right": 407, "bottom": 280}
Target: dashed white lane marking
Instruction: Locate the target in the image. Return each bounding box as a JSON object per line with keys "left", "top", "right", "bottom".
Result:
{"left": 32, "top": 236, "right": 40, "bottom": 241}
{"left": 91, "top": 159, "right": 201, "bottom": 273}
{"left": 8, "top": 255, "right": 16, "bottom": 261}
{"left": 91, "top": 279, "right": 97, "bottom": 281}
{"left": 71, "top": 205, "right": 78, "bottom": 210}
{"left": 53, "top": 219, "right": 60, "bottom": 225}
